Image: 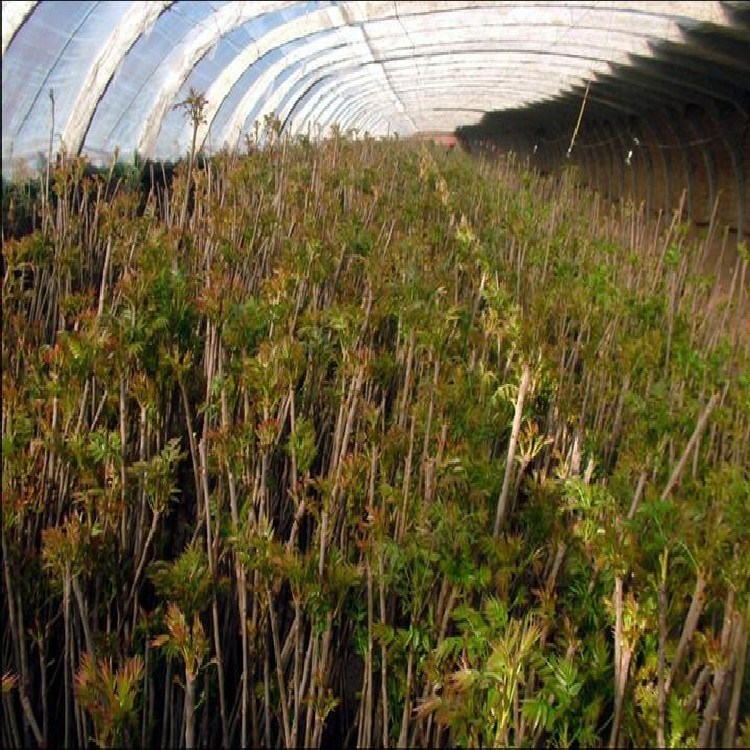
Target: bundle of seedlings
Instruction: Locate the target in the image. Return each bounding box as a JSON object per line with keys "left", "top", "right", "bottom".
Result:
{"left": 2, "top": 115, "right": 748, "bottom": 749}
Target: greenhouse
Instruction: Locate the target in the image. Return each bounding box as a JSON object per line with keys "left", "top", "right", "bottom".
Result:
{"left": 1, "top": 2, "right": 749, "bottom": 748}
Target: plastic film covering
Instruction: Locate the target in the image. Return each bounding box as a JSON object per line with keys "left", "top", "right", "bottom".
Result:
{"left": 0, "top": 1, "right": 741, "bottom": 172}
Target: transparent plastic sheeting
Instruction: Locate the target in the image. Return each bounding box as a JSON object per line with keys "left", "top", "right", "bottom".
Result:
{"left": 0, "top": 1, "right": 733, "bottom": 172}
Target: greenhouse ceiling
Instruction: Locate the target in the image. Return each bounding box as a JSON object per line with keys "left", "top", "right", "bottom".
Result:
{"left": 2, "top": 1, "right": 748, "bottom": 169}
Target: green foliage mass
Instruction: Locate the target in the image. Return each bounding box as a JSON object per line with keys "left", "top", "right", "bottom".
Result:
{"left": 2, "top": 128, "right": 748, "bottom": 749}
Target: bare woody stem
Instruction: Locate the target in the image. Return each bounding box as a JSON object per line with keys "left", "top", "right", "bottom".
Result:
{"left": 494, "top": 363, "right": 531, "bottom": 538}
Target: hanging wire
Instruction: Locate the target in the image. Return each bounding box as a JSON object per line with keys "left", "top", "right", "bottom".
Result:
{"left": 566, "top": 79, "right": 590, "bottom": 158}
{"left": 575, "top": 131, "right": 724, "bottom": 150}
{"left": 535, "top": 117, "right": 736, "bottom": 155}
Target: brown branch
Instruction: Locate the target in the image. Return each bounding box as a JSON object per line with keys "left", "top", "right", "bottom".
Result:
{"left": 494, "top": 364, "right": 531, "bottom": 537}
{"left": 660, "top": 393, "right": 719, "bottom": 502}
